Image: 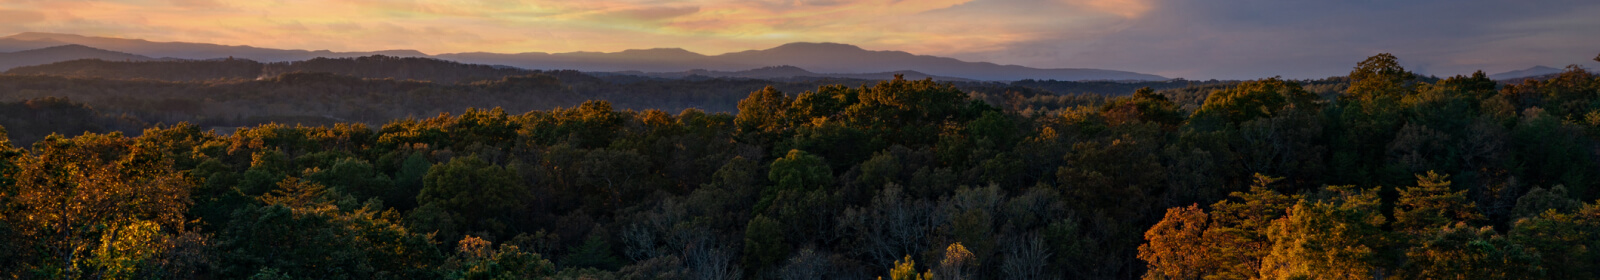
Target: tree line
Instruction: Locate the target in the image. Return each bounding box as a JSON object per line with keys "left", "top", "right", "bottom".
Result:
{"left": 0, "top": 55, "right": 1223, "bottom": 147}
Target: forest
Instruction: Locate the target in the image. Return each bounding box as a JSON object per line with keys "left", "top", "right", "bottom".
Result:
{"left": 1, "top": 53, "right": 1598, "bottom": 280}
{"left": 0, "top": 56, "right": 1222, "bottom": 145}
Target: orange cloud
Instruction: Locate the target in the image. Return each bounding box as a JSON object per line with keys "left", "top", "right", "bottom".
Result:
{"left": 1068, "top": 0, "right": 1152, "bottom": 19}
{"left": 0, "top": 9, "right": 45, "bottom": 25}
{"left": 0, "top": 0, "right": 1153, "bottom": 58}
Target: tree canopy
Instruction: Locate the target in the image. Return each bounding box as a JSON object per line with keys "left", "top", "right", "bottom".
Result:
{"left": 2, "top": 53, "right": 1599, "bottom": 279}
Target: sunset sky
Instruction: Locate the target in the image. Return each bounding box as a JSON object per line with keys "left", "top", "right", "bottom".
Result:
{"left": 1, "top": 0, "right": 1597, "bottom": 79}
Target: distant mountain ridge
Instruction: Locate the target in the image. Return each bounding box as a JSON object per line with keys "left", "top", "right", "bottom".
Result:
{"left": 0, "top": 44, "right": 154, "bottom": 71}
{"left": 610, "top": 65, "right": 976, "bottom": 82}
{"left": 5, "top": 55, "right": 558, "bottom": 84}
{"left": 0, "top": 32, "right": 1167, "bottom": 81}
{"left": 439, "top": 42, "right": 1167, "bottom": 81}
{"left": 1, "top": 32, "right": 427, "bottom": 63}
{"left": 1489, "top": 65, "right": 1563, "bottom": 80}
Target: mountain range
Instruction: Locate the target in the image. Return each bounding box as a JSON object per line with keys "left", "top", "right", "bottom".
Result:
{"left": 0, "top": 44, "right": 155, "bottom": 71}
{"left": 610, "top": 65, "right": 976, "bottom": 82}
{"left": 0, "top": 32, "right": 1165, "bottom": 81}
{"left": 1488, "top": 65, "right": 1564, "bottom": 81}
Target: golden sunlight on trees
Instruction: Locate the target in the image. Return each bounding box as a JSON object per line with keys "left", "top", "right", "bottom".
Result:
{"left": 1139, "top": 170, "right": 1599, "bottom": 280}
{"left": 885, "top": 255, "right": 932, "bottom": 280}
{"left": 938, "top": 242, "right": 977, "bottom": 280}
{"left": 1347, "top": 53, "right": 1417, "bottom": 103}
{"left": 4, "top": 53, "right": 1600, "bottom": 278}
{"left": 2, "top": 133, "right": 193, "bottom": 279}
{"left": 1193, "top": 78, "right": 1317, "bottom": 125}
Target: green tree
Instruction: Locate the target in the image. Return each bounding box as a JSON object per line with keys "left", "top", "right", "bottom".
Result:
{"left": 757, "top": 149, "right": 832, "bottom": 213}
{"left": 1194, "top": 78, "right": 1317, "bottom": 124}
{"left": 1394, "top": 171, "right": 1484, "bottom": 236}
{"left": 942, "top": 185, "right": 1001, "bottom": 270}
{"left": 735, "top": 86, "right": 794, "bottom": 140}
{"left": 770, "top": 149, "right": 831, "bottom": 190}
{"left": 416, "top": 155, "right": 529, "bottom": 236}
{"left": 966, "top": 110, "right": 1020, "bottom": 148}
{"left": 842, "top": 76, "right": 977, "bottom": 147}
{"left": 742, "top": 215, "right": 788, "bottom": 273}
{"left": 1347, "top": 53, "right": 1417, "bottom": 102}
{"left": 219, "top": 178, "right": 443, "bottom": 279}
{"left": 1101, "top": 87, "right": 1185, "bottom": 127}
{"left": 0, "top": 126, "right": 19, "bottom": 275}
{"left": 789, "top": 85, "right": 853, "bottom": 123}
{"left": 1401, "top": 224, "right": 1543, "bottom": 280}
{"left": 305, "top": 157, "right": 396, "bottom": 206}
{"left": 1512, "top": 185, "right": 1581, "bottom": 219}
{"left": 1510, "top": 109, "right": 1593, "bottom": 198}
{"left": 451, "top": 236, "right": 556, "bottom": 280}
{"left": 0, "top": 126, "right": 17, "bottom": 186}
{"left": 391, "top": 152, "right": 433, "bottom": 210}
{"left": 562, "top": 233, "right": 622, "bottom": 270}
{"left": 1510, "top": 204, "right": 1600, "bottom": 279}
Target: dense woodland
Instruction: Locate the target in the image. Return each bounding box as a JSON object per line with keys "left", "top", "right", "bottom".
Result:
{"left": 1, "top": 53, "right": 1598, "bottom": 279}
{"left": 0, "top": 56, "right": 1219, "bottom": 142}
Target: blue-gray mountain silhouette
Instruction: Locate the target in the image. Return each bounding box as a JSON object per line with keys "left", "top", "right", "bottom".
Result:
{"left": 0, "top": 32, "right": 1165, "bottom": 81}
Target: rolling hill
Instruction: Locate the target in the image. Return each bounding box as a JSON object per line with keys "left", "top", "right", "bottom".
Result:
{"left": 0, "top": 44, "right": 153, "bottom": 71}
{"left": 1489, "top": 65, "right": 1563, "bottom": 80}
{"left": 609, "top": 65, "right": 975, "bottom": 82}
{"left": 0, "top": 32, "right": 427, "bottom": 63}
{"left": 0, "top": 32, "right": 1167, "bottom": 81}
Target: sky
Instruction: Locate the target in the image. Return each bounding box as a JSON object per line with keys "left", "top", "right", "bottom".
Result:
{"left": 0, "top": 0, "right": 1597, "bottom": 79}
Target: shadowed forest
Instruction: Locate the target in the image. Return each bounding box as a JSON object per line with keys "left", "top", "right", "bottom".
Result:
{"left": 0, "top": 55, "right": 1228, "bottom": 146}
{"left": 2, "top": 53, "right": 1599, "bottom": 279}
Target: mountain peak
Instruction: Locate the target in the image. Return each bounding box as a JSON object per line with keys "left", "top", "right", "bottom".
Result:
{"left": 1489, "top": 65, "right": 1564, "bottom": 80}
{"left": 0, "top": 33, "right": 1168, "bottom": 81}
{"left": 768, "top": 42, "right": 865, "bottom": 52}
{"left": 38, "top": 44, "right": 96, "bottom": 50}
{"left": 370, "top": 49, "right": 431, "bottom": 57}
{"left": 0, "top": 44, "right": 153, "bottom": 71}
{"left": 1524, "top": 65, "right": 1559, "bottom": 71}
{"left": 17, "top": 44, "right": 139, "bottom": 56}
{"left": 616, "top": 48, "right": 703, "bottom": 57}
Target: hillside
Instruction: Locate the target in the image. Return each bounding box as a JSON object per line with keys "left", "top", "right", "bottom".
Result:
{"left": 1, "top": 33, "right": 1167, "bottom": 81}
{"left": 440, "top": 42, "right": 1167, "bottom": 81}
{"left": 0, "top": 55, "right": 1222, "bottom": 132}
{"left": 6, "top": 58, "right": 265, "bottom": 81}
{"left": 1490, "top": 65, "right": 1563, "bottom": 80}
{"left": 0, "top": 32, "right": 428, "bottom": 62}
{"left": 6, "top": 55, "right": 546, "bottom": 83}
{"left": 2, "top": 55, "right": 1599, "bottom": 279}
{"left": 0, "top": 44, "right": 153, "bottom": 71}
{"left": 611, "top": 65, "right": 975, "bottom": 82}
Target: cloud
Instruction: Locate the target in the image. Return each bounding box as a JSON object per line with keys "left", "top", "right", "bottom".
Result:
{"left": 4, "top": 0, "right": 1006, "bottom": 54}
{"left": 1066, "top": 0, "right": 1152, "bottom": 19}
{"left": 0, "top": 0, "right": 1593, "bottom": 79}
{"left": 0, "top": 8, "right": 45, "bottom": 25}
{"left": 598, "top": 6, "right": 701, "bottom": 22}
{"left": 950, "top": 0, "right": 1600, "bottom": 79}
